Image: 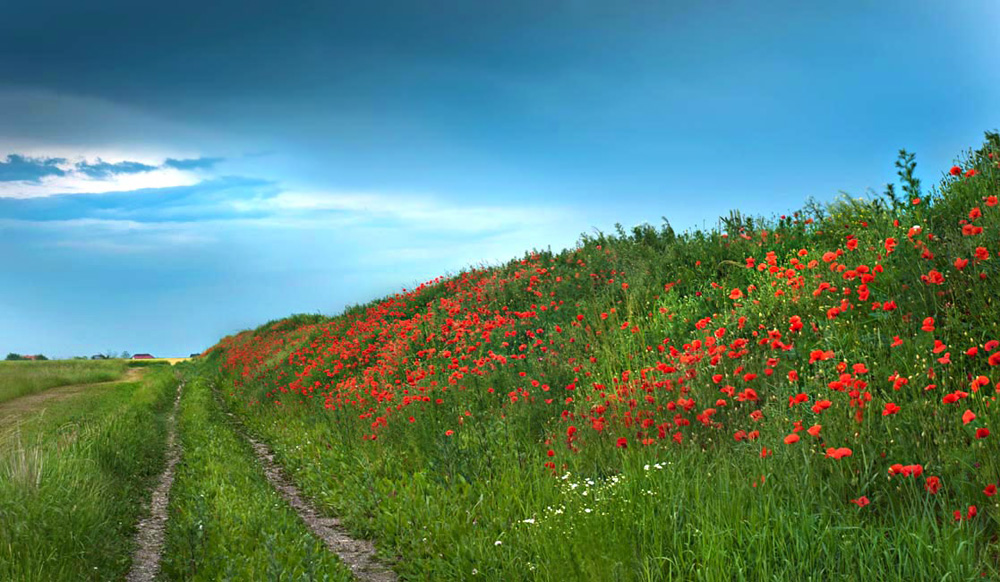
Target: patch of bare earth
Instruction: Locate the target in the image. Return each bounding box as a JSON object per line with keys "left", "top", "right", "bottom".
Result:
{"left": 221, "top": 405, "right": 397, "bottom": 582}
{"left": 126, "top": 380, "right": 184, "bottom": 582}
{"left": 0, "top": 367, "right": 146, "bottom": 445}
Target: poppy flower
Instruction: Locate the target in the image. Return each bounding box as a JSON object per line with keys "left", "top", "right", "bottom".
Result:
{"left": 616, "top": 437, "right": 628, "bottom": 448}
{"left": 783, "top": 433, "right": 800, "bottom": 444}
{"left": 925, "top": 476, "right": 941, "bottom": 494}
{"left": 976, "top": 428, "right": 990, "bottom": 439}
{"left": 807, "top": 424, "right": 822, "bottom": 437}
{"left": 962, "top": 409, "right": 976, "bottom": 425}
{"left": 811, "top": 399, "right": 832, "bottom": 414}
{"left": 883, "top": 402, "right": 900, "bottom": 416}
{"left": 950, "top": 165, "right": 962, "bottom": 176}
{"left": 850, "top": 496, "right": 870, "bottom": 507}
{"left": 826, "top": 447, "right": 852, "bottom": 459}
{"left": 985, "top": 484, "right": 997, "bottom": 497}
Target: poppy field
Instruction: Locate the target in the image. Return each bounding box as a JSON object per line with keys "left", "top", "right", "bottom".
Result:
{"left": 197, "top": 133, "right": 1000, "bottom": 580}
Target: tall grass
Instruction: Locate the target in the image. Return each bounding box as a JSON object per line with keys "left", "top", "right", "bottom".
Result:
{"left": 0, "top": 367, "right": 176, "bottom": 581}
{"left": 0, "top": 359, "right": 127, "bottom": 404}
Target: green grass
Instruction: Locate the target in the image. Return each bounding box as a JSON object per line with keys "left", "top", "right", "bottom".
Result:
{"left": 199, "top": 133, "right": 1000, "bottom": 580}
{"left": 0, "top": 359, "right": 127, "bottom": 404}
{"left": 0, "top": 366, "right": 176, "bottom": 581}
{"left": 159, "top": 369, "right": 355, "bottom": 581}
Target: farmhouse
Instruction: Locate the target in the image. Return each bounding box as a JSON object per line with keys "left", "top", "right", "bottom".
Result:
{"left": 131, "top": 353, "right": 155, "bottom": 360}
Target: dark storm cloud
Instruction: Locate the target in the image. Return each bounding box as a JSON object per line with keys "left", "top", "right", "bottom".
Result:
{"left": 0, "top": 154, "right": 67, "bottom": 182}
{"left": 0, "top": 154, "right": 224, "bottom": 184}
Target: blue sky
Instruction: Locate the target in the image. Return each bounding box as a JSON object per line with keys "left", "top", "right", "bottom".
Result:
{"left": 1, "top": 1, "right": 998, "bottom": 358}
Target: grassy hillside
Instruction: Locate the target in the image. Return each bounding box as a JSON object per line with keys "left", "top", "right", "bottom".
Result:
{"left": 199, "top": 132, "right": 1000, "bottom": 580}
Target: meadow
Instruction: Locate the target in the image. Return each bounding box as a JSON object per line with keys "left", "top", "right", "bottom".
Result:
{"left": 0, "top": 365, "right": 176, "bottom": 581}
{"left": 0, "top": 359, "right": 127, "bottom": 405}
{"left": 200, "top": 133, "right": 1000, "bottom": 580}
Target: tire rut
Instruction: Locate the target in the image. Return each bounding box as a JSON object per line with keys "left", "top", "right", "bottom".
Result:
{"left": 126, "top": 380, "right": 184, "bottom": 582}
{"left": 218, "top": 397, "right": 397, "bottom": 582}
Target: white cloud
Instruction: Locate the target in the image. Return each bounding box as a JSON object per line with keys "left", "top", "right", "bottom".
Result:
{"left": 0, "top": 165, "right": 202, "bottom": 198}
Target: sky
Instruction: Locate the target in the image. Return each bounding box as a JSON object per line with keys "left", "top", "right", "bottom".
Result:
{"left": 1, "top": 1, "right": 998, "bottom": 358}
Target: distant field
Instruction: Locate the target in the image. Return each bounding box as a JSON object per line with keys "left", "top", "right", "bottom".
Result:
{"left": 0, "top": 360, "right": 128, "bottom": 405}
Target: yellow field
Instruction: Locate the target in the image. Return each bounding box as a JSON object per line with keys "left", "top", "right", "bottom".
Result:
{"left": 131, "top": 358, "right": 191, "bottom": 365}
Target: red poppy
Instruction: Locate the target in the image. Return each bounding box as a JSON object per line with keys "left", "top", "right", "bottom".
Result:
{"left": 783, "top": 433, "right": 800, "bottom": 444}
{"left": 811, "top": 399, "right": 832, "bottom": 414}
{"left": 950, "top": 165, "right": 962, "bottom": 176}
{"left": 616, "top": 437, "right": 628, "bottom": 448}
{"left": 984, "top": 484, "right": 997, "bottom": 497}
{"left": 976, "top": 428, "right": 990, "bottom": 439}
{"left": 850, "top": 496, "right": 870, "bottom": 507}
{"left": 962, "top": 409, "right": 976, "bottom": 425}
{"left": 925, "top": 476, "right": 941, "bottom": 494}
{"left": 883, "top": 402, "right": 900, "bottom": 416}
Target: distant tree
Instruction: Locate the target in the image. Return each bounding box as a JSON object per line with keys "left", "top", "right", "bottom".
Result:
{"left": 121, "top": 351, "right": 131, "bottom": 359}
{"left": 5, "top": 353, "right": 24, "bottom": 361}
{"left": 34, "top": 354, "right": 48, "bottom": 361}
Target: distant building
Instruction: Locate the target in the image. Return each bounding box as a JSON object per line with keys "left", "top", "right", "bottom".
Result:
{"left": 22, "top": 355, "right": 37, "bottom": 360}
{"left": 131, "top": 353, "right": 155, "bottom": 359}
{"left": 91, "top": 354, "right": 109, "bottom": 360}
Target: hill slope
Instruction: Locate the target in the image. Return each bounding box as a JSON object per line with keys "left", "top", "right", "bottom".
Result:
{"left": 198, "top": 133, "right": 1000, "bottom": 580}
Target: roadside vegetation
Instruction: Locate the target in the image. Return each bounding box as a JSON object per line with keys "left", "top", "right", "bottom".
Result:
{"left": 203, "top": 132, "right": 1000, "bottom": 580}
{"left": 0, "top": 366, "right": 176, "bottom": 581}
{"left": 159, "top": 370, "right": 354, "bottom": 581}
{"left": 0, "top": 358, "right": 127, "bottom": 405}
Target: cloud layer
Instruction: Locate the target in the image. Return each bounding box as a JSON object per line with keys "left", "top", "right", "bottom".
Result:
{"left": 0, "top": 153, "right": 223, "bottom": 199}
